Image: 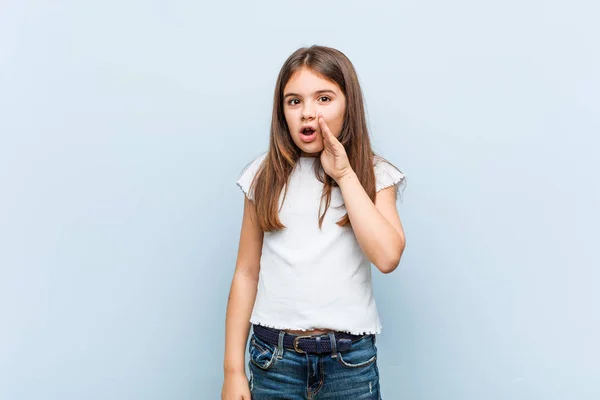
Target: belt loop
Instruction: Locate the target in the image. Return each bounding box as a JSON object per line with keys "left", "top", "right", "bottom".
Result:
{"left": 315, "top": 336, "right": 321, "bottom": 353}
{"left": 276, "top": 330, "right": 285, "bottom": 359}
{"left": 328, "top": 331, "right": 337, "bottom": 359}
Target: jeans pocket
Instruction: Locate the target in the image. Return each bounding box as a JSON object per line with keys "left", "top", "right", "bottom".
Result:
{"left": 249, "top": 334, "right": 278, "bottom": 370}
{"left": 336, "top": 335, "right": 377, "bottom": 368}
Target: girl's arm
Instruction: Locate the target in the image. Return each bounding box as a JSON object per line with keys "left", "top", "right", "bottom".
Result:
{"left": 338, "top": 174, "right": 405, "bottom": 274}
{"left": 223, "top": 197, "right": 263, "bottom": 376}
{"left": 318, "top": 113, "right": 405, "bottom": 274}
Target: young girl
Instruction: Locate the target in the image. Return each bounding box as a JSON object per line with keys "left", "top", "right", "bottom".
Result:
{"left": 222, "top": 45, "right": 406, "bottom": 400}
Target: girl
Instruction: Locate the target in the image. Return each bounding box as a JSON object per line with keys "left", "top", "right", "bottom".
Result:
{"left": 222, "top": 45, "right": 406, "bottom": 400}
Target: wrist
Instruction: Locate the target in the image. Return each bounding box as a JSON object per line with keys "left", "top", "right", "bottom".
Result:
{"left": 336, "top": 168, "right": 357, "bottom": 187}
{"left": 223, "top": 364, "right": 245, "bottom": 376}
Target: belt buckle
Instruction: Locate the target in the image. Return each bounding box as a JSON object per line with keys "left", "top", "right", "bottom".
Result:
{"left": 293, "top": 335, "right": 313, "bottom": 354}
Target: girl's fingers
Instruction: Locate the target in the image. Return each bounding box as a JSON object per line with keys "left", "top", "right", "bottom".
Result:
{"left": 318, "top": 115, "right": 332, "bottom": 149}
{"left": 318, "top": 114, "right": 339, "bottom": 152}
{"left": 318, "top": 113, "right": 329, "bottom": 135}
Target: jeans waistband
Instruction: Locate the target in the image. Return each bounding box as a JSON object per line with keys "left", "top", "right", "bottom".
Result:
{"left": 252, "top": 324, "right": 368, "bottom": 354}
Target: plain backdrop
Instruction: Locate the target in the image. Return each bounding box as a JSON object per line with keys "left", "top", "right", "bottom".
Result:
{"left": 0, "top": 1, "right": 598, "bottom": 399}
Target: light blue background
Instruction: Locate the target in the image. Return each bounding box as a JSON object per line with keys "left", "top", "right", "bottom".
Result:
{"left": 1, "top": 1, "right": 598, "bottom": 399}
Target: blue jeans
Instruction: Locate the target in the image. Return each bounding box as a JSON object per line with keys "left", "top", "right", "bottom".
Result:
{"left": 248, "top": 329, "right": 382, "bottom": 399}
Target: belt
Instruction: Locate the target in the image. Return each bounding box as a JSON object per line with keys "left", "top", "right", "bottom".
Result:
{"left": 252, "top": 324, "right": 366, "bottom": 354}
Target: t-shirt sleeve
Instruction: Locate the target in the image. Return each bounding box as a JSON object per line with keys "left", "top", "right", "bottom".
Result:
{"left": 236, "top": 152, "right": 267, "bottom": 201}
{"left": 374, "top": 157, "right": 406, "bottom": 197}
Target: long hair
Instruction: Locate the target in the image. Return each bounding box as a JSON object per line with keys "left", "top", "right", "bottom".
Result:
{"left": 252, "top": 45, "right": 380, "bottom": 232}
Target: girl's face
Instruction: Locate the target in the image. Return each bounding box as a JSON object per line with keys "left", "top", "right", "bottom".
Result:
{"left": 283, "top": 67, "right": 346, "bottom": 156}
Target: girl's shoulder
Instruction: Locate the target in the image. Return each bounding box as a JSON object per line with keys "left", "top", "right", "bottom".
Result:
{"left": 372, "top": 154, "right": 407, "bottom": 196}
{"left": 236, "top": 151, "right": 268, "bottom": 200}
{"left": 240, "top": 151, "right": 268, "bottom": 175}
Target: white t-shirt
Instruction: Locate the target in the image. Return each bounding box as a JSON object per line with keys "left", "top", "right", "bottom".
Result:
{"left": 236, "top": 152, "right": 405, "bottom": 335}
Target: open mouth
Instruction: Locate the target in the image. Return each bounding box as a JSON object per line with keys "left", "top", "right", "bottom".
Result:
{"left": 299, "top": 127, "right": 318, "bottom": 143}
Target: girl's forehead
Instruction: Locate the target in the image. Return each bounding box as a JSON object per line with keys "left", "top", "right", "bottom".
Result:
{"left": 284, "top": 68, "right": 340, "bottom": 93}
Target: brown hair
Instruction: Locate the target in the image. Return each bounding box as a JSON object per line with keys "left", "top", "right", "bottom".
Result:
{"left": 251, "top": 45, "right": 382, "bottom": 232}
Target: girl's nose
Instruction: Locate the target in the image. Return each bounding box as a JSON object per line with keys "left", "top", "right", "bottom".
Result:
{"left": 301, "top": 104, "right": 316, "bottom": 120}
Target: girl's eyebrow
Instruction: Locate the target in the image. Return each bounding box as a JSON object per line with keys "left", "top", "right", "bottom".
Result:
{"left": 283, "top": 89, "right": 336, "bottom": 99}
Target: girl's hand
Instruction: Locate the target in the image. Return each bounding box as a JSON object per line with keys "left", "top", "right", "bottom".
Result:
{"left": 221, "top": 371, "right": 251, "bottom": 400}
{"left": 318, "top": 113, "right": 353, "bottom": 182}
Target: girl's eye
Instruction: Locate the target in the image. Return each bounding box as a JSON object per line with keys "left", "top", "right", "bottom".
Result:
{"left": 288, "top": 99, "right": 300, "bottom": 105}
{"left": 319, "top": 96, "right": 331, "bottom": 102}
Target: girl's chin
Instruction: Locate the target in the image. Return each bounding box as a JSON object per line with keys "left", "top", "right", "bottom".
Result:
{"left": 298, "top": 144, "right": 323, "bottom": 155}
{"left": 291, "top": 137, "right": 322, "bottom": 154}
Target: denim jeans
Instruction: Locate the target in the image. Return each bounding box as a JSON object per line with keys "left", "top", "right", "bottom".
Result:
{"left": 248, "top": 329, "right": 382, "bottom": 399}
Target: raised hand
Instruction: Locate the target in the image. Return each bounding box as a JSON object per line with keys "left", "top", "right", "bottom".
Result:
{"left": 318, "top": 113, "right": 352, "bottom": 182}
